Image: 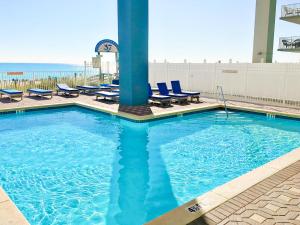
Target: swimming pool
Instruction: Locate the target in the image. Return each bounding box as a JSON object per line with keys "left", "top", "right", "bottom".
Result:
{"left": 0, "top": 107, "right": 300, "bottom": 225}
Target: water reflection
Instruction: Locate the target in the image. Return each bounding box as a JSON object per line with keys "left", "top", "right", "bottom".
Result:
{"left": 106, "top": 120, "right": 178, "bottom": 225}
{"left": 106, "top": 121, "right": 149, "bottom": 225}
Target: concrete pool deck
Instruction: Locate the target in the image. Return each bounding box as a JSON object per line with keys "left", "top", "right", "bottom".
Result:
{"left": 0, "top": 93, "right": 300, "bottom": 225}
{"left": 189, "top": 160, "right": 300, "bottom": 225}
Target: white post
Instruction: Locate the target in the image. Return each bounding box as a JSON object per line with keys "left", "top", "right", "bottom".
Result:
{"left": 99, "top": 54, "right": 102, "bottom": 82}
{"left": 107, "top": 61, "right": 110, "bottom": 74}
{"left": 164, "top": 59, "right": 168, "bottom": 83}
{"left": 187, "top": 62, "right": 191, "bottom": 91}
{"left": 244, "top": 63, "right": 249, "bottom": 102}
{"left": 84, "top": 61, "right": 87, "bottom": 85}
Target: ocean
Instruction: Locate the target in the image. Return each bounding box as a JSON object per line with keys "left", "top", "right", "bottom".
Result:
{"left": 0, "top": 63, "right": 84, "bottom": 72}
{"left": 0, "top": 63, "right": 91, "bottom": 80}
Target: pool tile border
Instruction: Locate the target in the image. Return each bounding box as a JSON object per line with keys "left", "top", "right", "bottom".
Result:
{"left": 0, "top": 101, "right": 222, "bottom": 122}
{"left": 227, "top": 104, "right": 300, "bottom": 120}
{"left": 145, "top": 147, "right": 300, "bottom": 225}
{"left": 1, "top": 100, "right": 300, "bottom": 122}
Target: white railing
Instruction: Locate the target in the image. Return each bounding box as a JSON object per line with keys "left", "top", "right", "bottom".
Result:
{"left": 0, "top": 71, "right": 114, "bottom": 92}
{"left": 149, "top": 62, "right": 300, "bottom": 108}
{"left": 278, "top": 36, "right": 300, "bottom": 50}
{"left": 281, "top": 3, "right": 300, "bottom": 18}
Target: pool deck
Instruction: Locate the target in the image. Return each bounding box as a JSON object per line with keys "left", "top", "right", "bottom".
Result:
{"left": 0, "top": 94, "right": 300, "bottom": 225}
{"left": 188, "top": 160, "right": 300, "bottom": 225}
{"left": 147, "top": 147, "right": 300, "bottom": 225}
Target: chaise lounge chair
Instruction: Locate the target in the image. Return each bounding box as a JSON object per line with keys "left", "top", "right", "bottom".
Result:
{"left": 108, "top": 84, "right": 119, "bottom": 90}
{"left": 109, "top": 79, "right": 119, "bottom": 90}
{"left": 0, "top": 89, "right": 23, "bottom": 102}
{"left": 100, "top": 84, "right": 111, "bottom": 91}
{"left": 112, "top": 79, "right": 119, "bottom": 85}
{"left": 95, "top": 91, "right": 119, "bottom": 102}
{"left": 28, "top": 88, "right": 53, "bottom": 99}
{"left": 171, "top": 80, "right": 200, "bottom": 103}
{"left": 56, "top": 84, "right": 80, "bottom": 97}
{"left": 151, "top": 86, "right": 172, "bottom": 93}
{"left": 76, "top": 85, "right": 100, "bottom": 94}
{"left": 148, "top": 84, "right": 171, "bottom": 107}
{"left": 157, "top": 82, "right": 188, "bottom": 104}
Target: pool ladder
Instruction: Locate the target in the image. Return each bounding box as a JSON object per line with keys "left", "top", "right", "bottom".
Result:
{"left": 266, "top": 113, "right": 276, "bottom": 119}
{"left": 216, "top": 86, "right": 228, "bottom": 118}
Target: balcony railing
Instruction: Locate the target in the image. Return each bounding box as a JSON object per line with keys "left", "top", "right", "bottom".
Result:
{"left": 278, "top": 36, "right": 300, "bottom": 51}
{"left": 281, "top": 4, "right": 300, "bottom": 18}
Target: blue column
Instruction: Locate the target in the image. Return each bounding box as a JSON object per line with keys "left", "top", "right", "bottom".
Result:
{"left": 118, "top": 0, "right": 149, "bottom": 106}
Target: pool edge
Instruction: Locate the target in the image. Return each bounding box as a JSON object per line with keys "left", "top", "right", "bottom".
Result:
{"left": 0, "top": 188, "right": 30, "bottom": 225}
{"left": 1, "top": 100, "right": 300, "bottom": 122}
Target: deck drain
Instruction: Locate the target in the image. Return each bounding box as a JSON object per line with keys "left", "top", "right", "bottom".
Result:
{"left": 186, "top": 203, "right": 202, "bottom": 213}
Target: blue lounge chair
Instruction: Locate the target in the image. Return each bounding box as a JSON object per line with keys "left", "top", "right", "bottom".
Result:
{"left": 157, "top": 82, "right": 188, "bottom": 104}
{"left": 28, "top": 88, "right": 53, "bottom": 99}
{"left": 100, "top": 84, "right": 111, "bottom": 91}
{"left": 76, "top": 85, "right": 100, "bottom": 94}
{"left": 108, "top": 84, "right": 119, "bottom": 90}
{"left": 56, "top": 84, "right": 80, "bottom": 97}
{"left": 101, "top": 81, "right": 119, "bottom": 90}
{"left": 171, "top": 80, "right": 200, "bottom": 103}
{"left": 95, "top": 91, "right": 119, "bottom": 102}
{"left": 112, "top": 79, "right": 119, "bottom": 85}
{"left": 0, "top": 89, "right": 23, "bottom": 102}
{"left": 151, "top": 87, "right": 172, "bottom": 92}
{"left": 148, "top": 84, "right": 171, "bottom": 107}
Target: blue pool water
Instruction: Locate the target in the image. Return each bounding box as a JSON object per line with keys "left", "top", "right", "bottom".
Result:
{"left": 0, "top": 107, "right": 300, "bottom": 225}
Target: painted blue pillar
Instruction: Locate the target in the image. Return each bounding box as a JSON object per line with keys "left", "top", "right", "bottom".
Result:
{"left": 118, "top": 0, "right": 149, "bottom": 108}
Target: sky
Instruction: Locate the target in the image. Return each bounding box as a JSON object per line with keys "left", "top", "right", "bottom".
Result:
{"left": 1, "top": 0, "right": 300, "bottom": 64}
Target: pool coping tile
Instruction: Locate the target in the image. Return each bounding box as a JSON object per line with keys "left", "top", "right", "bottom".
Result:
{"left": 0, "top": 189, "right": 29, "bottom": 225}
{"left": 0, "top": 200, "right": 30, "bottom": 225}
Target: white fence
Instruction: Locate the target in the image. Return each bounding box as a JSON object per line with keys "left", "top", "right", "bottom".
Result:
{"left": 149, "top": 63, "right": 300, "bottom": 108}
{"left": 0, "top": 70, "right": 114, "bottom": 92}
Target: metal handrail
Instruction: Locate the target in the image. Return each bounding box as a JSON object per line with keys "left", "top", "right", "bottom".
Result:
{"left": 216, "top": 86, "right": 228, "bottom": 118}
